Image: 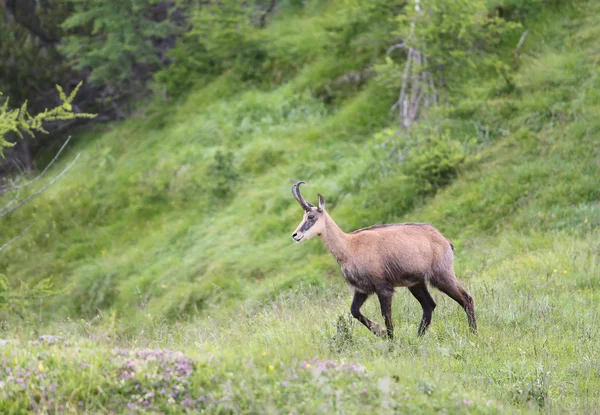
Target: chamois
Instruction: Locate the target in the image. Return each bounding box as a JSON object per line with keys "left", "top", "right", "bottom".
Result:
{"left": 291, "top": 181, "right": 476, "bottom": 339}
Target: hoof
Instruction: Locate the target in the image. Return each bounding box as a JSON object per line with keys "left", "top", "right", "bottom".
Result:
{"left": 370, "top": 323, "right": 387, "bottom": 337}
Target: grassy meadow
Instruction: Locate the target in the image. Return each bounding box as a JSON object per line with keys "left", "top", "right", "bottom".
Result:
{"left": 1, "top": 0, "right": 599, "bottom": 413}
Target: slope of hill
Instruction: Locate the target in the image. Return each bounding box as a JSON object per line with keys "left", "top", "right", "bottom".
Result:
{"left": 0, "top": 0, "right": 599, "bottom": 413}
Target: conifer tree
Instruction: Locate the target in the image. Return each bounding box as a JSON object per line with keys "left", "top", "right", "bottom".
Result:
{"left": 60, "top": 0, "right": 178, "bottom": 95}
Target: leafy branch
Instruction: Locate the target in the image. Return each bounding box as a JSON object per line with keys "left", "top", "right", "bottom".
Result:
{"left": 0, "top": 81, "right": 95, "bottom": 155}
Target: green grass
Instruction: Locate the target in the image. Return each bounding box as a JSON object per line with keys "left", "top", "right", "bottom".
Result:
{"left": 1, "top": 0, "right": 599, "bottom": 413}
{"left": 2, "top": 227, "right": 598, "bottom": 413}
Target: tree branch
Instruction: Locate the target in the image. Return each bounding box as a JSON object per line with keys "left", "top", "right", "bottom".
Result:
{"left": 4, "top": 0, "right": 59, "bottom": 46}
{"left": 258, "top": 0, "right": 277, "bottom": 28}
{"left": 0, "top": 152, "right": 80, "bottom": 219}
{"left": 386, "top": 42, "right": 407, "bottom": 55}
{"left": 0, "top": 224, "right": 32, "bottom": 253}
{"left": 0, "top": 136, "right": 73, "bottom": 195}
{"left": 514, "top": 29, "right": 529, "bottom": 60}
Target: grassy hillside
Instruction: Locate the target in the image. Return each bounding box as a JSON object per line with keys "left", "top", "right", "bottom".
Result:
{"left": 1, "top": 0, "right": 599, "bottom": 413}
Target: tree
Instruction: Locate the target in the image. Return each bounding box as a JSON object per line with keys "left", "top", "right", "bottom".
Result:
{"left": 154, "top": 0, "right": 276, "bottom": 96}
{"left": 60, "top": 0, "right": 181, "bottom": 97}
{"left": 381, "top": 0, "right": 519, "bottom": 129}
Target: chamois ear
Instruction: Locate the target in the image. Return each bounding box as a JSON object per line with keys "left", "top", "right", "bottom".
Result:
{"left": 317, "top": 193, "right": 326, "bottom": 211}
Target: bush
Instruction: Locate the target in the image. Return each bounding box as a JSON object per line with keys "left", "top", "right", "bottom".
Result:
{"left": 0, "top": 275, "right": 56, "bottom": 320}
{"left": 404, "top": 131, "right": 467, "bottom": 194}
{"left": 208, "top": 150, "right": 239, "bottom": 199}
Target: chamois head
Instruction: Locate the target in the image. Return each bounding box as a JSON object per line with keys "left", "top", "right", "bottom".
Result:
{"left": 291, "top": 181, "right": 326, "bottom": 243}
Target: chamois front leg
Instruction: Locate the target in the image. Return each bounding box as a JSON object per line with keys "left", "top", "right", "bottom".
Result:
{"left": 350, "top": 291, "right": 387, "bottom": 337}
{"left": 376, "top": 291, "right": 394, "bottom": 339}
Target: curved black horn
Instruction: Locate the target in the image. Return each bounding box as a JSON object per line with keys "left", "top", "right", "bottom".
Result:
{"left": 292, "top": 181, "right": 313, "bottom": 211}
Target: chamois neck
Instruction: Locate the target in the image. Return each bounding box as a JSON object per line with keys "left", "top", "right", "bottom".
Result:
{"left": 319, "top": 212, "right": 350, "bottom": 264}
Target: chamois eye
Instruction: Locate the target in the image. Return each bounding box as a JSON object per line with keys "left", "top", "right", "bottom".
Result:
{"left": 308, "top": 214, "right": 315, "bottom": 220}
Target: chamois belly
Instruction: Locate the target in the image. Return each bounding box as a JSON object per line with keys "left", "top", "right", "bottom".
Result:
{"left": 340, "top": 264, "right": 376, "bottom": 294}
{"left": 341, "top": 260, "right": 426, "bottom": 293}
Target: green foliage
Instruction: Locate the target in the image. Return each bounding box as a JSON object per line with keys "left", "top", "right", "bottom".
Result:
{"left": 392, "top": 0, "right": 521, "bottom": 84}
{"left": 0, "top": 1, "right": 599, "bottom": 412}
{"left": 0, "top": 3, "right": 71, "bottom": 106}
{"left": 0, "top": 274, "right": 56, "bottom": 319}
{"left": 60, "top": 0, "right": 177, "bottom": 93}
{"left": 403, "top": 131, "right": 468, "bottom": 194}
{"left": 155, "top": 0, "right": 266, "bottom": 96}
{"left": 2, "top": 0, "right": 598, "bottom": 324}
{"left": 191, "top": 0, "right": 265, "bottom": 77}
{"left": 2, "top": 225, "right": 600, "bottom": 413}
{"left": 240, "top": 146, "right": 284, "bottom": 174}
{"left": 0, "top": 83, "right": 95, "bottom": 156}
{"left": 497, "top": 0, "right": 567, "bottom": 20}
{"left": 208, "top": 150, "right": 239, "bottom": 199}
{"left": 155, "top": 0, "right": 402, "bottom": 97}
{"left": 323, "top": 0, "right": 401, "bottom": 61}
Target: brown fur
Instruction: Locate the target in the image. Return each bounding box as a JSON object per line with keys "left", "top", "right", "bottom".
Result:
{"left": 319, "top": 214, "right": 452, "bottom": 292}
{"left": 291, "top": 185, "right": 477, "bottom": 339}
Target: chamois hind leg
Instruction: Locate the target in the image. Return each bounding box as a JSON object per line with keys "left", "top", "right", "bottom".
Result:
{"left": 431, "top": 272, "right": 477, "bottom": 332}
{"left": 350, "top": 291, "right": 386, "bottom": 337}
{"left": 408, "top": 282, "right": 437, "bottom": 336}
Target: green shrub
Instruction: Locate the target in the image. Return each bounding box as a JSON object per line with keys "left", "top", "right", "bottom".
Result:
{"left": 404, "top": 131, "right": 468, "bottom": 194}
{"left": 70, "top": 268, "right": 119, "bottom": 318}
{"left": 208, "top": 150, "right": 239, "bottom": 199}
{"left": 0, "top": 275, "right": 56, "bottom": 320}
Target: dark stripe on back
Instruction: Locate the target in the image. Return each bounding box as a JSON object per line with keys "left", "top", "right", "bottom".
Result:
{"left": 351, "top": 222, "right": 430, "bottom": 234}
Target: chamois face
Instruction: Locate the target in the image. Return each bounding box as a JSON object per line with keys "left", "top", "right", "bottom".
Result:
{"left": 292, "top": 206, "right": 326, "bottom": 243}
{"left": 291, "top": 182, "right": 327, "bottom": 243}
